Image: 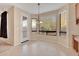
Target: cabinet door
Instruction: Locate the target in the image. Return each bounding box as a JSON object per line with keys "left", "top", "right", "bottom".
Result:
{"left": 76, "top": 4, "right": 79, "bottom": 24}
{"left": 73, "top": 39, "right": 78, "bottom": 52}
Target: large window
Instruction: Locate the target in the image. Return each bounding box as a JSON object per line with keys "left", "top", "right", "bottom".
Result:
{"left": 39, "top": 15, "right": 57, "bottom": 36}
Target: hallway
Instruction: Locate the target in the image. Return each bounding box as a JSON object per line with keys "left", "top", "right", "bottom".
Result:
{"left": 0, "top": 40, "right": 77, "bottom": 56}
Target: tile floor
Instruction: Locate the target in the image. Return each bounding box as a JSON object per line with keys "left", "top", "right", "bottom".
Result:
{"left": 0, "top": 40, "right": 78, "bottom": 56}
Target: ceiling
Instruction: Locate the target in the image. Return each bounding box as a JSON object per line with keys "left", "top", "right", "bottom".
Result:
{"left": 0, "top": 3, "right": 66, "bottom": 14}
{"left": 0, "top": 3, "right": 12, "bottom": 13}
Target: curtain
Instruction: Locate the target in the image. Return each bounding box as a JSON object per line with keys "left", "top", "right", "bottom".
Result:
{"left": 0, "top": 11, "right": 7, "bottom": 38}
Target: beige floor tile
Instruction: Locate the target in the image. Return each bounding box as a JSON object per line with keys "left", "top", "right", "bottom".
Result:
{"left": 0, "top": 40, "right": 78, "bottom": 56}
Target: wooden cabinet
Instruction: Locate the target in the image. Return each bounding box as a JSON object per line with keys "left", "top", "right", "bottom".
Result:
{"left": 73, "top": 39, "right": 78, "bottom": 52}
{"left": 73, "top": 35, "right": 79, "bottom": 55}
{"left": 76, "top": 4, "right": 79, "bottom": 24}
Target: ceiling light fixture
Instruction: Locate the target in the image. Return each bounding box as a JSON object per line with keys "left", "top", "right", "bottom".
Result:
{"left": 37, "top": 3, "right": 40, "bottom": 33}
{"left": 38, "top": 3, "right": 40, "bottom": 21}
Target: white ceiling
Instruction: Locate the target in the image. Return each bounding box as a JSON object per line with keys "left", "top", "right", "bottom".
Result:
{"left": 0, "top": 3, "right": 66, "bottom": 14}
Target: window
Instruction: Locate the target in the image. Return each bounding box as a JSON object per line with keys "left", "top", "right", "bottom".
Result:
{"left": 22, "top": 16, "right": 27, "bottom": 38}
{"left": 39, "top": 15, "right": 57, "bottom": 36}
{"left": 59, "top": 10, "right": 67, "bottom": 35}
{"left": 32, "top": 18, "right": 37, "bottom": 32}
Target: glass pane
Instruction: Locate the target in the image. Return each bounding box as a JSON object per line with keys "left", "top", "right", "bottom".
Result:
{"left": 32, "top": 18, "right": 37, "bottom": 32}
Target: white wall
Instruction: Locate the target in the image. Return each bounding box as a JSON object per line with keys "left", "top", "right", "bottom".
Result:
{"left": 7, "top": 6, "right": 14, "bottom": 45}
{"left": 0, "top": 6, "right": 14, "bottom": 45}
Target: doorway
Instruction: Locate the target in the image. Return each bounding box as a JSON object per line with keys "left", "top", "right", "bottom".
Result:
{"left": 21, "top": 16, "right": 28, "bottom": 43}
